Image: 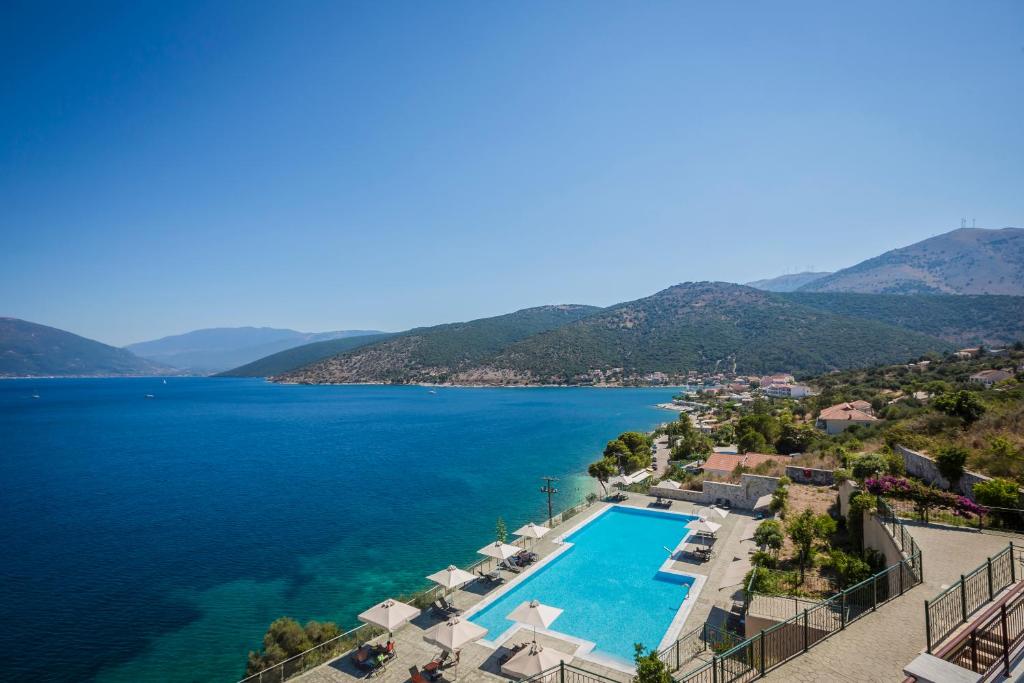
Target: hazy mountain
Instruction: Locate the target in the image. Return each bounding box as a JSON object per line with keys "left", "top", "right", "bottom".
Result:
{"left": 126, "top": 327, "right": 384, "bottom": 373}
{"left": 0, "top": 318, "right": 174, "bottom": 377}
{"left": 782, "top": 292, "right": 1024, "bottom": 348}
{"left": 799, "top": 227, "right": 1024, "bottom": 295}
{"left": 746, "top": 272, "right": 831, "bottom": 292}
{"left": 276, "top": 283, "right": 953, "bottom": 384}
{"left": 218, "top": 333, "right": 395, "bottom": 377}
{"left": 273, "top": 305, "right": 602, "bottom": 384}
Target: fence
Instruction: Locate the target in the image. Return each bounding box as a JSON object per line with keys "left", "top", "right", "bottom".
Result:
{"left": 934, "top": 583, "right": 1024, "bottom": 679}
{"left": 520, "top": 660, "right": 627, "bottom": 683}
{"left": 239, "top": 494, "right": 599, "bottom": 683}
{"left": 674, "top": 503, "right": 924, "bottom": 683}
{"left": 657, "top": 623, "right": 745, "bottom": 673}
{"left": 884, "top": 497, "right": 1024, "bottom": 534}
{"left": 924, "top": 543, "right": 1019, "bottom": 653}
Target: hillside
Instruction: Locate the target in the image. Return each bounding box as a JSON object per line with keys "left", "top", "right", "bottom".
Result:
{"left": 0, "top": 318, "right": 174, "bottom": 377}
{"left": 218, "top": 333, "right": 395, "bottom": 377}
{"left": 473, "top": 283, "right": 952, "bottom": 383}
{"left": 276, "top": 284, "right": 952, "bottom": 385}
{"left": 746, "top": 271, "right": 831, "bottom": 292}
{"left": 274, "top": 305, "right": 601, "bottom": 384}
{"left": 126, "top": 327, "right": 383, "bottom": 373}
{"left": 800, "top": 227, "right": 1024, "bottom": 295}
{"left": 781, "top": 292, "right": 1024, "bottom": 347}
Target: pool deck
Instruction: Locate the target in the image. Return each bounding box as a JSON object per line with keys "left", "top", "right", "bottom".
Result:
{"left": 295, "top": 493, "right": 753, "bottom": 683}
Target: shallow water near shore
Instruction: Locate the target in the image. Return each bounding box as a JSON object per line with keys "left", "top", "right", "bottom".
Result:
{"left": 0, "top": 378, "right": 676, "bottom": 682}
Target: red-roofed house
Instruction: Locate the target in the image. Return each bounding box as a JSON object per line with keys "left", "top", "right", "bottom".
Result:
{"left": 815, "top": 402, "right": 881, "bottom": 435}
{"left": 701, "top": 451, "right": 792, "bottom": 477}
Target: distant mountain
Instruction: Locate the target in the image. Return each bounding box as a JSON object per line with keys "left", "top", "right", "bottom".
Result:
{"left": 276, "top": 284, "right": 951, "bottom": 385}
{"left": 274, "top": 305, "right": 602, "bottom": 384}
{"left": 799, "top": 227, "right": 1024, "bottom": 295}
{"left": 746, "top": 272, "right": 831, "bottom": 292}
{"left": 0, "top": 318, "right": 174, "bottom": 377}
{"left": 781, "top": 292, "right": 1024, "bottom": 348}
{"left": 218, "top": 333, "right": 395, "bottom": 377}
{"left": 126, "top": 327, "right": 384, "bottom": 373}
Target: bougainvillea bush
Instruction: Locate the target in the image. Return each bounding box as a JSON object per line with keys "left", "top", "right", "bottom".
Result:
{"left": 865, "top": 475, "right": 988, "bottom": 519}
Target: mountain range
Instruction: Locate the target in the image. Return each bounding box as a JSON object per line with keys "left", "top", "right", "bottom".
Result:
{"left": 0, "top": 318, "right": 175, "bottom": 378}
{"left": 745, "top": 272, "right": 831, "bottom": 292}
{"left": 272, "top": 283, "right": 1024, "bottom": 384}
{"left": 125, "top": 327, "right": 384, "bottom": 373}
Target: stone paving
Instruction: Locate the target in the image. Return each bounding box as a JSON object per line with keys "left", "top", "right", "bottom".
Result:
{"left": 296, "top": 493, "right": 759, "bottom": 683}
{"left": 760, "top": 523, "right": 1022, "bottom": 682}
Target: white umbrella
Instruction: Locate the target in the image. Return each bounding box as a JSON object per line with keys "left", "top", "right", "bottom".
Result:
{"left": 513, "top": 522, "right": 550, "bottom": 541}
{"left": 696, "top": 505, "right": 729, "bottom": 519}
{"left": 478, "top": 541, "right": 521, "bottom": 562}
{"left": 658, "top": 480, "right": 682, "bottom": 490}
{"left": 689, "top": 518, "right": 722, "bottom": 536}
{"left": 358, "top": 599, "right": 421, "bottom": 635}
{"left": 423, "top": 617, "right": 488, "bottom": 651}
{"left": 507, "top": 599, "right": 562, "bottom": 643}
{"left": 501, "top": 643, "right": 573, "bottom": 679}
{"left": 426, "top": 565, "right": 477, "bottom": 591}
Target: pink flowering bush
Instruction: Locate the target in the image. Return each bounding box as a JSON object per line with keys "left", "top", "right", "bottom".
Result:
{"left": 865, "top": 475, "right": 987, "bottom": 519}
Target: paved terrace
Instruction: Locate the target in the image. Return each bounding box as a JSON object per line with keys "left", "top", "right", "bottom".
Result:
{"left": 761, "top": 523, "right": 1023, "bottom": 682}
{"left": 297, "top": 493, "right": 760, "bottom": 683}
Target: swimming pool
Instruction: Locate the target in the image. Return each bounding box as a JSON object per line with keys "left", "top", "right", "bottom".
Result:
{"left": 465, "top": 506, "right": 702, "bottom": 668}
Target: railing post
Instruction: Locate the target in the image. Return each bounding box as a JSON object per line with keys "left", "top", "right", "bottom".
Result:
{"left": 987, "top": 557, "right": 994, "bottom": 601}
{"left": 970, "top": 631, "right": 978, "bottom": 672}
{"left": 676, "top": 639, "right": 680, "bottom": 671}
{"left": 803, "top": 609, "right": 809, "bottom": 652}
{"left": 899, "top": 560, "right": 905, "bottom": 596}
{"left": 1012, "top": 542, "right": 1017, "bottom": 583}
{"left": 960, "top": 575, "right": 968, "bottom": 622}
{"left": 925, "top": 600, "right": 932, "bottom": 653}
{"left": 559, "top": 659, "right": 565, "bottom": 683}
{"left": 872, "top": 574, "right": 878, "bottom": 611}
{"left": 712, "top": 655, "right": 718, "bottom": 683}
{"left": 759, "top": 631, "right": 766, "bottom": 676}
{"left": 840, "top": 592, "right": 846, "bottom": 629}
{"left": 1001, "top": 604, "right": 1011, "bottom": 674}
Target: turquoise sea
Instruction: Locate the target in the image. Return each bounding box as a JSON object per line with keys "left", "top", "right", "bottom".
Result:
{"left": 0, "top": 378, "right": 677, "bottom": 682}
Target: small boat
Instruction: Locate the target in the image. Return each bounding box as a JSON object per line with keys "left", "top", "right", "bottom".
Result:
{"left": 162, "top": 379, "right": 167, "bottom": 385}
{"left": 31, "top": 393, "right": 40, "bottom": 399}
{"left": 428, "top": 389, "right": 437, "bottom": 394}
{"left": 145, "top": 394, "right": 155, "bottom": 399}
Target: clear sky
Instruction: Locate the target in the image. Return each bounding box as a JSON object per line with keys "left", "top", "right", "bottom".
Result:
{"left": 2, "top": 1, "right": 1022, "bottom": 346}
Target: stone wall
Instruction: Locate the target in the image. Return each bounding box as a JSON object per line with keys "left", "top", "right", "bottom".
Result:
{"left": 785, "top": 465, "right": 835, "bottom": 486}
{"left": 896, "top": 445, "right": 994, "bottom": 499}
{"left": 649, "top": 473, "right": 780, "bottom": 510}
{"left": 863, "top": 510, "right": 904, "bottom": 567}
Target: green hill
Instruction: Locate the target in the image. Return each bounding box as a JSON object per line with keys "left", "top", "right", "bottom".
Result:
{"left": 218, "top": 333, "right": 395, "bottom": 377}
{"left": 481, "top": 283, "right": 952, "bottom": 382}
{"left": 275, "top": 305, "right": 602, "bottom": 383}
{"left": 781, "top": 292, "right": 1024, "bottom": 347}
{"left": 0, "top": 318, "right": 173, "bottom": 377}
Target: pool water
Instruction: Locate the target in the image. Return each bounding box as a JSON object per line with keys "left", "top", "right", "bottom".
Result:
{"left": 467, "top": 506, "right": 697, "bottom": 665}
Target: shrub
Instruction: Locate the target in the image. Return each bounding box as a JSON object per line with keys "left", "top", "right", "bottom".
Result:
{"left": 933, "top": 390, "right": 986, "bottom": 426}
{"left": 824, "top": 549, "right": 872, "bottom": 588}
{"left": 786, "top": 510, "right": 837, "bottom": 582}
{"left": 851, "top": 453, "right": 888, "bottom": 480}
{"left": 246, "top": 617, "right": 341, "bottom": 675}
{"left": 936, "top": 446, "right": 969, "bottom": 486}
{"left": 633, "top": 644, "right": 672, "bottom": 683}
{"left": 973, "top": 478, "right": 1021, "bottom": 508}
{"left": 753, "top": 519, "right": 784, "bottom": 553}
{"left": 833, "top": 468, "right": 853, "bottom": 484}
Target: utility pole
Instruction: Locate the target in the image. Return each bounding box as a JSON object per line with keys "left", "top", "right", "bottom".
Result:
{"left": 540, "top": 476, "right": 559, "bottom": 525}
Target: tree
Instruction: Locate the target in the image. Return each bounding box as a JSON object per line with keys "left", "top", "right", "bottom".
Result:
{"left": 776, "top": 422, "right": 818, "bottom": 455}
{"left": 633, "top": 644, "right": 672, "bottom": 683}
{"left": 738, "top": 429, "right": 769, "bottom": 454}
{"left": 973, "top": 478, "right": 1020, "bottom": 508}
{"left": 588, "top": 458, "right": 617, "bottom": 494}
{"left": 786, "top": 510, "right": 837, "bottom": 582}
{"left": 935, "top": 446, "right": 969, "bottom": 487}
{"left": 495, "top": 517, "right": 507, "bottom": 542}
{"left": 933, "top": 390, "right": 986, "bottom": 426}
{"left": 246, "top": 617, "right": 341, "bottom": 675}
{"left": 753, "top": 519, "right": 784, "bottom": 554}
{"left": 851, "top": 453, "right": 888, "bottom": 480}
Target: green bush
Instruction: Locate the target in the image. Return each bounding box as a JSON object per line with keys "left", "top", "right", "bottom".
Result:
{"left": 246, "top": 617, "right": 342, "bottom": 676}
{"left": 936, "top": 446, "right": 969, "bottom": 486}
{"left": 824, "top": 549, "right": 872, "bottom": 588}
{"left": 753, "top": 519, "right": 784, "bottom": 552}
{"left": 633, "top": 644, "right": 672, "bottom": 683}
{"left": 973, "top": 477, "right": 1020, "bottom": 508}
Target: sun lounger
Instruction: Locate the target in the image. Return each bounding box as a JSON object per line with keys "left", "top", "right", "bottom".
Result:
{"left": 497, "top": 642, "right": 528, "bottom": 666}
{"left": 477, "top": 568, "right": 504, "bottom": 583}
{"left": 514, "top": 550, "right": 538, "bottom": 566}
{"left": 431, "top": 598, "right": 460, "bottom": 618}
{"left": 499, "top": 559, "right": 522, "bottom": 574}
{"left": 409, "top": 666, "right": 431, "bottom": 683}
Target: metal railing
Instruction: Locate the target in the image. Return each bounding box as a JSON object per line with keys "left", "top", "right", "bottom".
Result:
{"left": 934, "top": 583, "right": 1024, "bottom": 680}
{"left": 925, "top": 543, "right": 1020, "bottom": 652}
{"left": 884, "top": 498, "right": 1024, "bottom": 534}
{"left": 519, "top": 660, "right": 627, "bottom": 683}
{"left": 239, "top": 495, "right": 599, "bottom": 683}
{"left": 675, "top": 505, "right": 924, "bottom": 683}
{"left": 658, "top": 625, "right": 708, "bottom": 672}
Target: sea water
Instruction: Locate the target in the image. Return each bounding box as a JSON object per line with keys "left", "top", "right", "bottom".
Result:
{"left": 0, "top": 379, "right": 677, "bottom": 682}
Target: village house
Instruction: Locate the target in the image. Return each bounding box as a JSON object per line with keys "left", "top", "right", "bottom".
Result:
{"left": 700, "top": 451, "right": 792, "bottom": 477}
{"left": 764, "top": 382, "right": 812, "bottom": 399}
{"left": 969, "top": 368, "right": 1014, "bottom": 388}
{"left": 815, "top": 401, "right": 880, "bottom": 435}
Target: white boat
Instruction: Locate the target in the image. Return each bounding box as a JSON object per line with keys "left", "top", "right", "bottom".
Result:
{"left": 145, "top": 394, "right": 155, "bottom": 399}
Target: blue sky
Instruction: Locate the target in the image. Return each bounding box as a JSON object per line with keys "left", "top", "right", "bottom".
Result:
{"left": 2, "top": 1, "right": 1022, "bottom": 346}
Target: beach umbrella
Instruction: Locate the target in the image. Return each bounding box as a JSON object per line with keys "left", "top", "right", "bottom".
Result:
{"left": 426, "top": 565, "right": 477, "bottom": 591}
{"left": 513, "top": 522, "right": 550, "bottom": 548}
{"left": 658, "top": 480, "right": 682, "bottom": 490}
{"left": 358, "top": 598, "right": 421, "bottom": 636}
{"left": 689, "top": 518, "right": 722, "bottom": 536}
{"left": 696, "top": 505, "right": 729, "bottom": 519}
{"left": 507, "top": 599, "right": 562, "bottom": 642}
{"left": 423, "top": 617, "right": 488, "bottom": 651}
{"left": 477, "top": 541, "right": 521, "bottom": 563}
{"left": 500, "top": 642, "right": 573, "bottom": 679}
